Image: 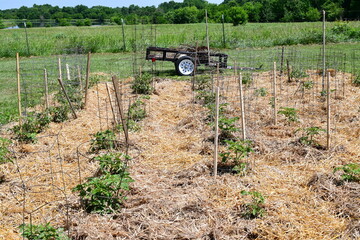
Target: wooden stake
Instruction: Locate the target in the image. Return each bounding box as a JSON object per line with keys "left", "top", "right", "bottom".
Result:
{"left": 66, "top": 64, "right": 71, "bottom": 80}
{"left": 205, "top": 10, "right": 211, "bottom": 67}
{"left": 216, "top": 63, "right": 220, "bottom": 87}
{"left": 327, "top": 71, "right": 331, "bottom": 150}
{"left": 121, "top": 18, "right": 126, "bottom": 51}
{"left": 322, "top": 10, "right": 326, "bottom": 92}
{"left": 273, "top": 62, "right": 278, "bottom": 125}
{"left": 16, "top": 53, "right": 22, "bottom": 127}
{"left": 84, "top": 52, "right": 91, "bottom": 109}
{"left": 44, "top": 68, "right": 49, "bottom": 110}
{"left": 112, "top": 76, "right": 130, "bottom": 152}
{"left": 77, "top": 65, "right": 83, "bottom": 91}
{"left": 58, "top": 58, "right": 77, "bottom": 118}
{"left": 214, "top": 87, "right": 220, "bottom": 178}
{"left": 238, "top": 73, "right": 246, "bottom": 140}
{"left": 287, "top": 59, "right": 291, "bottom": 82}
{"left": 105, "top": 82, "right": 118, "bottom": 125}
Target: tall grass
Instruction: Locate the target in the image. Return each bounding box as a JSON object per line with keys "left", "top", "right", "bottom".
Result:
{"left": 1, "top": 21, "right": 360, "bottom": 58}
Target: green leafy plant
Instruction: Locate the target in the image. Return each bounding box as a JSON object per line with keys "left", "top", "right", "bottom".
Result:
{"left": 241, "top": 72, "right": 253, "bottom": 85}
{"left": 90, "top": 129, "right": 116, "bottom": 152}
{"left": 278, "top": 107, "right": 299, "bottom": 122}
{"left": 47, "top": 106, "right": 70, "bottom": 123}
{"left": 196, "top": 90, "right": 215, "bottom": 106}
{"left": 220, "top": 140, "right": 253, "bottom": 175}
{"left": 241, "top": 190, "right": 266, "bottom": 219}
{"left": 219, "top": 116, "right": 240, "bottom": 141}
{"left": 352, "top": 74, "right": 360, "bottom": 86}
{"left": 334, "top": 163, "right": 360, "bottom": 182}
{"left": 290, "top": 68, "right": 309, "bottom": 81}
{"left": 194, "top": 74, "right": 212, "bottom": 90}
{"left": 131, "top": 73, "right": 153, "bottom": 94}
{"left": 128, "top": 99, "right": 146, "bottom": 122}
{"left": 11, "top": 112, "right": 51, "bottom": 143}
{"left": 302, "top": 80, "right": 314, "bottom": 90}
{"left": 254, "top": 88, "right": 267, "bottom": 97}
{"left": 94, "top": 153, "right": 130, "bottom": 175}
{"left": 296, "top": 126, "right": 326, "bottom": 146}
{"left": 0, "top": 137, "right": 12, "bottom": 164}
{"left": 72, "top": 172, "right": 134, "bottom": 214}
{"left": 19, "top": 223, "right": 69, "bottom": 240}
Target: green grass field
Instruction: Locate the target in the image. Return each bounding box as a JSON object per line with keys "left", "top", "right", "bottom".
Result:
{"left": 1, "top": 22, "right": 360, "bottom": 126}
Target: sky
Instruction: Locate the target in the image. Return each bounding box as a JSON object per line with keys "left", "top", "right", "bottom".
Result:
{"left": 0, "top": 0, "right": 224, "bottom": 10}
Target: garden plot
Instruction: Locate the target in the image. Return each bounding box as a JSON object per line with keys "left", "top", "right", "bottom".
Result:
{"left": 0, "top": 71, "right": 359, "bottom": 239}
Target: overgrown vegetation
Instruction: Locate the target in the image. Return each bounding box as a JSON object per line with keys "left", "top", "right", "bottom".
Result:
{"left": 19, "top": 223, "right": 69, "bottom": 240}
{"left": 334, "top": 163, "right": 360, "bottom": 182}
{"left": 241, "top": 190, "right": 266, "bottom": 219}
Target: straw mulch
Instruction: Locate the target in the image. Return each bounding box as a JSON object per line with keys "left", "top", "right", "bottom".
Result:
{"left": 0, "top": 72, "right": 359, "bottom": 239}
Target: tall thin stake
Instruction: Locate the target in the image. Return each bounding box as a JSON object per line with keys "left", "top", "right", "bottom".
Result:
{"left": 16, "top": 53, "right": 22, "bottom": 127}
{"left": 327, "top": 71, "right": 331, "bottom": 150}
{"left": 214, "top": 87, "right": 220, "bottom": 178}
{"left": 322, "top": 10, "right": 326, "bottom": 92}
{"left": 24, "top": 22, "right": 30, "bottom": 56}
{"left": 105, "top": 83, "right": 118, "bottom": 125}
{"left": 238, "top": 73, "right": 246, "bottom": 140}
{"left": 205, "top": 10, "right": 211, "bottom": 66}
{"left": 273, "top": 62, "right": 278, "bottom": 125}
{"left": 44, "top": 68, "right": 49, "bottom": 110}
{"left": 121, "top": 18, "right": 126, "bottom": 51}
{"left": 222, "top": 14, "right": 226, "bottom": 48}
{"left": 66, "top": 64, "right": 71, "bottom": 80}
{"left": 84, "top": 52, "right": 91, "bottom": 109}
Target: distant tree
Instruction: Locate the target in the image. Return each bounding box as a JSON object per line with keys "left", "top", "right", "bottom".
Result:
{"left": 84, "top": 18, "right": 92, "bottom": 26}
{"left": 75, "top": 19, "right": 85, "bottom": 26}
{"left": 322, "top": 0, "right": 344, "bottom": 20}
{"left": 305, "top": 7, "right": 321, "bottom": 21}
{"left": 172, "top": 6, "right": 199, "bottom": 24}
{"left": 228, "top": 6, "right": 248, "bottom": 25}
{"left": 58, "top": 18, "right": 71, "bottom": 26}
{"left": 0, "top": 19, "right": 5, "bottom": 29}
{"left": 243, "top": 2, "right": 263, "bottom": 22}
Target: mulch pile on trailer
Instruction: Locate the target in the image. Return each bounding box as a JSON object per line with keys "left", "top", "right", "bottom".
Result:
{"left": 0, "top": 72, "right": 359, "bottom": 239}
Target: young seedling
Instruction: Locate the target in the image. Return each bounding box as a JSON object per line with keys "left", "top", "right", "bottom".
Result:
{"left": 90, "top": 129, "right": 116, "bottom": 152}
{"left": 296, "top": 126, "right": 326, "bottom": 147}
{"left": 19, "top": 223, "right": 70, "bottom": 240}
{"left": 334, "top": 163, "right": 360, "bottom": 182}
{"left": 0, "top": 137, "right": 12, "bottom": 164}
{"left": 131, "top": 72, "right": 153, "bottom": 94}
{"left": 241, "top": 190, "right": 266, "bottom": 219}
{"left": 278, "top": 107, "right": 299, "bottom": 123}
{"left": 220, "top": 140, "right": 253, "bottom": 175}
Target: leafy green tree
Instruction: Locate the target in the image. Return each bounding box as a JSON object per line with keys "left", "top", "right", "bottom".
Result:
{"left": 322, "top": 0, "right": 344, "bottom": 20}
{"left": 172, "top": 6, "right": 200, "bottom": 24}
{"left": 0, "top": 19, "right": 5, "bottom": 29}
{"left": 243, "top": 2, "right": 263, "bottom": 22}
{"left": 305, "top": 7, "right": 321, "bottom": 21}
{"left": 228, "top": 6, "right": 248, "bottom": 26}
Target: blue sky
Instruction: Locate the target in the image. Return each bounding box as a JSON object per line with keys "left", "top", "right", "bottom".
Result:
{"left": 1, "top": 0, "right": 224, "bottom": 10}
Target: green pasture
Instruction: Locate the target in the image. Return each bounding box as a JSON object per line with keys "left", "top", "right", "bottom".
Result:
{"left": 1, "top": 22, "right": 360, "bottom": 126}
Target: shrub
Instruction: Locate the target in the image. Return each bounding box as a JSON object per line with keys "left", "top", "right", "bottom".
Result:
{"left": 19, "top": 223, "right": 69, "bottom": 240}
{"left": 90, "top": 130, "right": 116, "bottom": 152}
{"left": 334, "top": 163, "right": 360, "bottom": 182}
{"left": 241, "top": 190, "right": 266, "bottom": 219}
{"left": 72, "top": 173, "right": 134, "bottom": 214}
{"left": 131, "top": 73, "right": 153, "bottom": 94}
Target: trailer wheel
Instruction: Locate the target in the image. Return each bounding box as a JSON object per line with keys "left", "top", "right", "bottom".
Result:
{"left": 175, "top": 56, "right": 195, "bottom": 76}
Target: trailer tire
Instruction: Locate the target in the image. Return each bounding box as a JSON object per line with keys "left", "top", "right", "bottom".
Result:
{"left": 175, "top": 56, "right": 195, "bottom": 76}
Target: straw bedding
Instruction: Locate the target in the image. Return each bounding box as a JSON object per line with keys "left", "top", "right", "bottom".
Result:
{"left": 0, "top": 72, "right": 359, "bottom": 239}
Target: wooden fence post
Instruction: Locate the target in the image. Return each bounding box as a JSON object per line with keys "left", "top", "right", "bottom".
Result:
{"left": 239, "top": 73, "right": 246, "bottom": 140}
{"left": 44, "top": 68, "right": 49, "bottom": 110}
{"left": 105, "top": 82, "right": 118, "bottom": 125}
{"left": 327, "top": 71, "right": 331, "bottom": 150}
{"left": 58, "top": 58, "right": 77, "bottom": 119}
{"left": 273, "top": 62, "right": 278, "bottom": 125}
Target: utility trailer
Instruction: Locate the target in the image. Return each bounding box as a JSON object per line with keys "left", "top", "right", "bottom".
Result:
{"left": 145, "top": 46, "right": 228, "bottom": 76}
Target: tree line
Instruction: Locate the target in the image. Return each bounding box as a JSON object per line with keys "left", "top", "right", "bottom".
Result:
{"left": 0, "top": 0, "right": 359, "bottom": 28}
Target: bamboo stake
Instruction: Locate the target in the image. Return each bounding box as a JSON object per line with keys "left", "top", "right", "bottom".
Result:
{"left": 327, "top": 71, "right": 331, "bottom": 150}
{"left": 273, "top": 62, "right": 278, "bottom": 125}
{"left": 16, "top": 53, "right": 22, "bottom": 127}
{"left": 105, "top": 82, "right": 118, "bottom": 125}
{"left": 84, "top": 52, "right": 91, "bottom": 109}
{"left": 58, "top": 58, "right": 77, "bottom": 119}
{"left": 112, "top": 76, "right": 130, "bottom": 152}
{"left": 238, "top": 73, "right": 246, "bottom": 140}
{"left": 121, "top": 18, "right": 126, "bottom": 51}
{"left": 322, "top": 10, "right": 326, "bottom": 92}
{"left": 214, "top": 87, "right": 220, "bottom": 178}
{"left": 44, "top": 68, "right": 49, "bottom": 110}
{"left": 77, "top": 65, "right": 83, "bottom": 91}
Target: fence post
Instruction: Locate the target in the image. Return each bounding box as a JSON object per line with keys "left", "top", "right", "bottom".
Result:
{"left": 66, "top": 64, "right": 71, "bottom": 80}
{"left": 121, "top": 18, "right": 126, "bottom": 51}
{"left": 326, "top": 71, "right": 331, "bottom": 150}
{"left": 222, "top": 14, "right": 226, "bottom": 48}
{"left": 238, "top": 73, "right": 246, "bottom": 140}
{"left": 214, "top": 87, "right": 220, "bottom": 178}
{"left": 322, "top": 10, "right": 326, "bottom": 92}
{"left": 44, "top": 68, "right": 49, "bottom": 110}
{"left": 273, "top": 62, "right": 278, "bottom": 125}
{"left": 84, "top": 52, "right": 91, "bottom": 109}
{"left": 205, "top": 10, "right": 210, "bottom": 66}
{"left": 16, "top": 53, "right": 22, "bottom": 127}
{"left": 105, "top": 83, "right": 118, "bottom": 125}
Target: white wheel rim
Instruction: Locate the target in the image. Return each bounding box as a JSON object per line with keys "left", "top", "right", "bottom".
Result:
{"left": 178, "top": 59, "right": 194, "bottom": 75}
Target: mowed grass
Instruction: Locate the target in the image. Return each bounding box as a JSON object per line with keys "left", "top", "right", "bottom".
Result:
{"left": 1, "top": 21, "right": 360, "bottom": 57}
{"left": 1, "top": 22, "right": 360, "bottom": 126}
